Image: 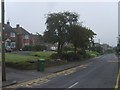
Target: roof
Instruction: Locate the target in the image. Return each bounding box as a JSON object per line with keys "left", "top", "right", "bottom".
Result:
{"left": 0, "top": 23, "right": 16, "bottom": 33}
{"left": 14, "top": 27, "right": 31, "bottom": 35}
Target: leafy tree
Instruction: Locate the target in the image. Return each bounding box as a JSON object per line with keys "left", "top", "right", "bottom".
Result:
{"left": 92, "top": 46, "right": 103, "bottom": 54}
{"left": 69, "top": 25, "right": 96, "bottom": 54}
{"left": 86, "top": 29, "right": 96, "bottom": 51}
{"left": 44, "top": 11, "right": 79, "bottom": 56}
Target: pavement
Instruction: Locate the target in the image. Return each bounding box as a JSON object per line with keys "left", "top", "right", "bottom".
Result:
{"left": 2, "top": 59, "right": 87, "bottom": 88}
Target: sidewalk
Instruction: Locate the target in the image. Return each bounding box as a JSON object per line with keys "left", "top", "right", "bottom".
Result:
{"left": 2, "top": 58, "right": 94, "bottom": 87}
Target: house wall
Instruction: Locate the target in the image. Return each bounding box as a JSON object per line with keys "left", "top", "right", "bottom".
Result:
{"left": 4, "top": 31, "right": 17, "bottom": 50}
{"left": 17, "top": 35, "right": 34, "bottom": 50}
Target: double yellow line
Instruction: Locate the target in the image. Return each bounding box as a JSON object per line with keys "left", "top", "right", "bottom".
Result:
{"left": 115, "top": 69, "right": 120, "bottom": 90}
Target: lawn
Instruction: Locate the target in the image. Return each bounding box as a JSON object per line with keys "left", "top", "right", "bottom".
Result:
{"left": 5, "top": 51, "right": 66, "bottom": 70}
{"left": 5, "top": 53, "right": 39, "bottom": 63}
{"left": 30, "top": 51, "right": 56, "bottom": 59}
{"left": 5, "top": 51, "right": 56, "bottom": 62}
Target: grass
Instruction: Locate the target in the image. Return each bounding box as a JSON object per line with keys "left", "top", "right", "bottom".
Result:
{"left": 86, "top": 50, "right": 99, "bottom": 57}
{"left": 5, "top": 51, "right": 66, "bottom": 70}
{"left": 5, "top": 51, "right": 56, "bottom": 63}
{"left": 30, "top": 51, "right": 56, "bottom": 59}
{"left": 5, "top": 53, "right": 39, "bottom": 63}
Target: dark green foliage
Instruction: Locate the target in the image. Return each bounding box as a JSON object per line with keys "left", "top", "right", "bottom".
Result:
{"left": 44, "top": 11, "right": 96, "bottom": 59}
{"left": 77, "top": 50, "right": 87, "bottom": 58}
{"left": 22, "top": 45, "right": 47, "bottom": 51}
{"left": 50, "top": 53, "right": 60, "bottom": 59}
{"left": 63, "top": 46, "right": 74, "bottom": 52}
{"left": 92, "top": 46, "right": 103, "bottom": 54}
{"left": 33, "top": 45, "right": 47, "bottom": 51}
{"left": 44, "top": 11, "right": 79, "bottom": 56}
{"left": 61, "top": 52, "right": 82, "bottom": 61}
{"left": 22, "top": 45, "right": 34, "bottom": 51}
{"left": 68, "top": 25, "right": 96, "bottom": 54}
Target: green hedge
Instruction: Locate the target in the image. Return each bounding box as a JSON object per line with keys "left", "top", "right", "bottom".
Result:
{"left": 22, "top": 45, "right": 47, "bottom": 51}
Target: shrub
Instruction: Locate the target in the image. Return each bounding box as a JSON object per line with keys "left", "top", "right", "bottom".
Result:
{"left": 61, "top": 52, "right": 82, "bottom": 61}
{"left": 50, "top": 53, "right": 59, "bottom": 59}
{"left": 63, "top": 46, "right": 74, "bottom": 52}
{"left": 77, "top": 50, "right": 87, "bottom": 58}
{"left": 33, "top": 45, "right": 47, "bottom": 51}
{"left": 22, "top": 45, "right": 34, "bottom": 51}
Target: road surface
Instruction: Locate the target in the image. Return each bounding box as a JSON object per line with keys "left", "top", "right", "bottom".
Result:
{"left": 31, "top": 54, "right": 118, "bottom": 88}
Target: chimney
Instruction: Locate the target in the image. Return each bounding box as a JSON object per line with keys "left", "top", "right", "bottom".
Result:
{"left": 16, "top": 24, "right": 20, "bottom": 28}
{"left": 7, "top": 21, "right": 10, "bottom": 25}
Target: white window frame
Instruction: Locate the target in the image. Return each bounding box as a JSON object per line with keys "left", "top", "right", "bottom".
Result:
{"left": 10, "top": 33, "right": 15, "bottom": 37}
{"left": 10, "top": 42, "right": 16, "bottom": 48}
{"left": 24, "top": 35, "right": 29, "bottom": 39}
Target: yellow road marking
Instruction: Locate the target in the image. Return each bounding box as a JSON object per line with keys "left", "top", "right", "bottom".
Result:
{"left": 115, "top": 69, "right": 120, "bottom": 90}
{"left": 4, "top": 63, "right": 90, "bottom": 89}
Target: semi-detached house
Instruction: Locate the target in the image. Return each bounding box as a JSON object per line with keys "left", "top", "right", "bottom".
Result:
{"left": 13, "top": 24, "right": 33, "bottom": 50}
{"left": 3, "top": 21, "right": 57, "bottom": 51}
{"left": 4, "top": 21, "right": 17, "bottom": 50}
{"left": 3, "top": 21, "right": 34, "bottom": 50}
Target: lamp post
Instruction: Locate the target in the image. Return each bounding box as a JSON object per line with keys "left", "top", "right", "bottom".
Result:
{"left": 1, "top": 0, "right": 6, "bottom": 81}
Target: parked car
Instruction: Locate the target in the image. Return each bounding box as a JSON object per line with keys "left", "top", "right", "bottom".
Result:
{"left": 5, "top": 46, "right": 12, "bottom": 52}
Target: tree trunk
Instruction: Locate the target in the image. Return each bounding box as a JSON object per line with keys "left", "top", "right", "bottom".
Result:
{"left": 57, "top": 42, "right": 62, "bottom": 57}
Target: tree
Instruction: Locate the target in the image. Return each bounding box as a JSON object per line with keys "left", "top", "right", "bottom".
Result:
{"left": 69, "top": 25, "right": 96, "bottom": 54}
{"left": 86, "top": 29, "right": 96, "bottom": 51}
{"left": 44, "top": 11, "right": 79, "bottom": 56}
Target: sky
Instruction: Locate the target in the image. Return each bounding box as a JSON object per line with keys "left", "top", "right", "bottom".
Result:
{"left": 4, "top": 0, "right": 118, "bottom": 46}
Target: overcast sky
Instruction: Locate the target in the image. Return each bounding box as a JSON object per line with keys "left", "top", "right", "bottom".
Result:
{"left": 4, "top": 1, "right": 118, "bottom": 46}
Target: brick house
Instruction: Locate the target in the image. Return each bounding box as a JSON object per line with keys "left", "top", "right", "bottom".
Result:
{"left": 31, "top": 34, "right": 44, "bottom": 46}
{"left": 3, "top": 21, "right": 17, "bottom": 50}
{"left": 14, "top": 24, "right": 33, "bottom": 50}
{"left": 3, "top": 21, "right": 56, "bottom": 51}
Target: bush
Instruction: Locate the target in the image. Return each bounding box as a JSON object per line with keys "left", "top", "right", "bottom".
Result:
{"left": 50, "top": 53, "right": 59, "bottom": 59}
{"left": 22, "top": 45, "right": 34, "bottom": 51}
{"left": 61, "top": 52, "right": 82, "bottom": 61}
{"left": 63, "top": 46, "right": 74, "bottom": 52}
{"left": 77, "top": 50, "right": 87, "bottom": 58}
{"left": 33, "top": 45, "right": 47, "bottom": 51}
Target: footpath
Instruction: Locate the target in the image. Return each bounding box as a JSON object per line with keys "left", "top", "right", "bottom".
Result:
{"left": 2, "top": 57, "right": 98, "bottom": 88}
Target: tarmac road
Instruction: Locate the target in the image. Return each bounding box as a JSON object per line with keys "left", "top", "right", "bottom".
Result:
{"left": 32, "top": 54, "right": 118, "bottom": 88}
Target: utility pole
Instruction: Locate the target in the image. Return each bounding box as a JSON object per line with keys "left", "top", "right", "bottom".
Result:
{"left": 1, "top": 0, "right": 6, "bottom": 81}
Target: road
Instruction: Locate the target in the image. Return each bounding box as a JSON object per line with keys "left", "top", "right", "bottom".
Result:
{"left": 12, "top": 54, "right": 118, "bottom": 90}
{"left": 31, "top": 54, "right": 118, "bottom": 88}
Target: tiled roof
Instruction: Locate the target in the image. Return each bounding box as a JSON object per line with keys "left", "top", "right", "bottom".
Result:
{"left": 14, "top": 27, "right": 31, "bottom": 35}
{"left": 0, "top": 23, "right": 16, "bottom": 33}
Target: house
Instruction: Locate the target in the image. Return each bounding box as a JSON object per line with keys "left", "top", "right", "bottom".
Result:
{"left": 14, "top": 24, "right": 33, "bottom": 50}
{"left": 94, "top": 43, "right": 101, "bottom": 47}
{"left": 31, "top": 34, "right": 44, "bottom": 46}
{"left": 101, "top": 44, "right": 113, "bottom": 53}
{"left": 3, "top": 21, "right": 17, "bottom": 50}
{"left": 3, "top": 21, "right": 56, "bottom": 51}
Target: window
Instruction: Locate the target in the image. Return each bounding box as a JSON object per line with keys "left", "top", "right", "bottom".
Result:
{"left": 5, "top": 42, "right": 9, "bottom": 47}
{"left": 10, "top": 33, "right": 15, "bottom": 37}
{"left": 24, "top": 42, "right": 29, "bottom": 45}
{"left": 24, "top": 35, "right": 29, "bottom": 39}
{"left": 10, "top": 42, "right": 16, "bottom": 48}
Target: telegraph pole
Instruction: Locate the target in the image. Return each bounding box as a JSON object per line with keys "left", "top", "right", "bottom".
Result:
{"left": 1, "top": 0, "right": 6, "bottom": 81}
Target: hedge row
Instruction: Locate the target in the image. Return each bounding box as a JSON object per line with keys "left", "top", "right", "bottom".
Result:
{"left": 22, "top": 45, "right": 47, "bottom": 51}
